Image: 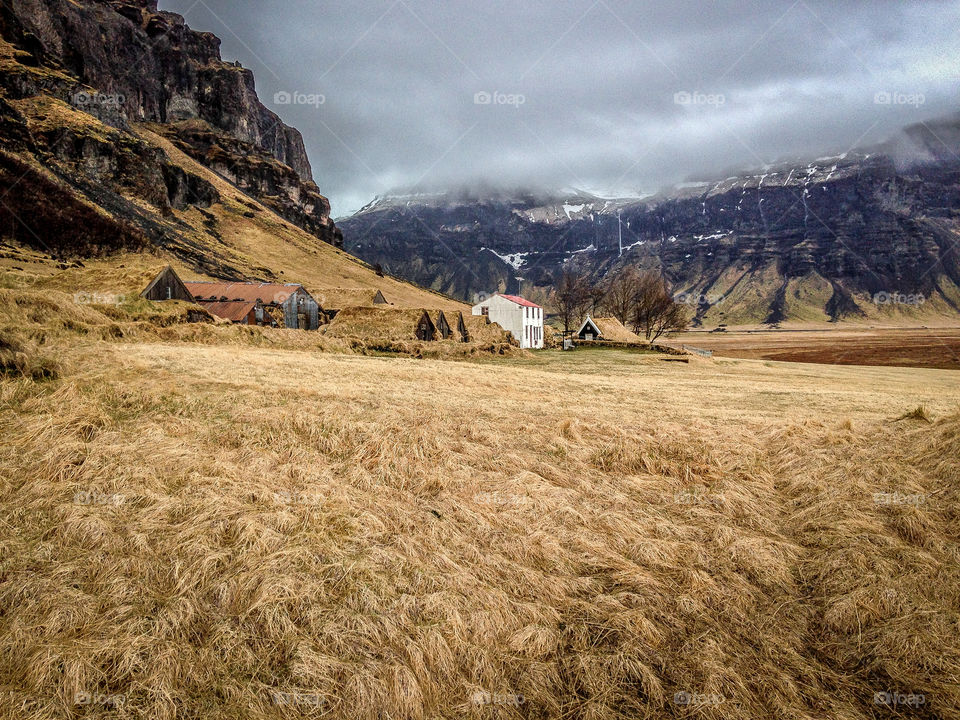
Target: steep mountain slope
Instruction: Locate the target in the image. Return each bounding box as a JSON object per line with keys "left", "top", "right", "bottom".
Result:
{"left": 341, "top": 118, "right": 960, "bottom": 324}
{"left": 0, "top": 0, "right": 462, "bottom": 308}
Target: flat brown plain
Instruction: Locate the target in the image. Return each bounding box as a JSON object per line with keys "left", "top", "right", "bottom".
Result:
{"left": 671, "top": 328, "right": 960, "bottom": 370}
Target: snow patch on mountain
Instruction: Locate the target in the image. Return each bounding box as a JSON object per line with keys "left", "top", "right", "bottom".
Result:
{"left": 482, "top": 248, "right": 529, "bottom": 270}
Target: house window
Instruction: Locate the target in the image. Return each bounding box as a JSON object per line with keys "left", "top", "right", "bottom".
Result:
{"left": 481, "top": 307, "right": 489, "bottom": 316}
{"left": 167, "top": 287, "right": 172, "bottom": 300}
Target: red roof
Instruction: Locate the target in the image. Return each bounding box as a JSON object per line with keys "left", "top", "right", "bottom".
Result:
{"left": 497, "top": 293, "right": 541, "bottom": 309}
{"left": 197, "top": 299, "right": 258, "bottom": 323}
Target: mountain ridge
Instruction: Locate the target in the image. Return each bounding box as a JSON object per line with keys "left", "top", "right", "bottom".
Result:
{"left": 340, "top": 115, "right": 960, "bottom": 324}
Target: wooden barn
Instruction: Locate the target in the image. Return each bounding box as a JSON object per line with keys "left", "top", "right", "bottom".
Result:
{"left": 323, "top": 307, "right": 438, "bottom": 342}
{"left": 140, "top": 267, "right": 323, "bottom": 329}
{"left": 140, "top": 266, "right": 194, "bottom": 302}
{"left": 185, "top": 281, "right": 322, "bottom": 330}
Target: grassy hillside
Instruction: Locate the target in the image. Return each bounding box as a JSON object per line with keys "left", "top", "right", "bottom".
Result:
{"left": 0, "top": 312, "right": 958, "bottom": 718}
{"left": 134, "top": 127, "right": 467, "bottom": 311}
{"left": 0, "top": 129, "right": 465, "bottom": 311}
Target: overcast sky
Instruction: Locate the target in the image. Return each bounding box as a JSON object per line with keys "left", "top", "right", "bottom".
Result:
{"left": 159, "top": 0, "right": 960, "bottom": 217}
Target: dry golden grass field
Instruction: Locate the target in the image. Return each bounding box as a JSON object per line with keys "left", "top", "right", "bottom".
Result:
{"left": 1, "top": 298, "right": 959, "bottom": 719}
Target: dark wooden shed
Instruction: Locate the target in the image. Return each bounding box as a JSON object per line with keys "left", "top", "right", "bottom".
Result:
{"left": 415, "top": 310, "right": 437, "bottom": 341}
{"left": 435, "top": 310, "right": 452, "bottom": 339}
{"left": 445, "top": 310, "right": 469, "bottom": 342}
{"left": 141, "top": 266, "right": 195, "bottom": 302}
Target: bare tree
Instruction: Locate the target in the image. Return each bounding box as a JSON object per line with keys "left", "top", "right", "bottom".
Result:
{"left": 601, "top": 266, "right": 642, "bottom": 325}
{"left": 647, "top": 300, "right": 689, "bottom": 342}
{"left": 551, "top": 269, "right": 594, "bottom": 334}
{"left": 630, "top": 271, "right": 689, "bottom": 342}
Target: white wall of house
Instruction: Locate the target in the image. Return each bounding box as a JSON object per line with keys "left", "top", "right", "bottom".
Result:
{"left": 471, "top": 294, "right": 544, "bottom": 349}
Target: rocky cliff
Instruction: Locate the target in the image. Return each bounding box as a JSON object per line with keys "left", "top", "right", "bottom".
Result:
{"left": 341, "top": 118, "right": 960, "bottom": 324}
{"left": 0, "top": 0, "right": 341, "bottom": 265}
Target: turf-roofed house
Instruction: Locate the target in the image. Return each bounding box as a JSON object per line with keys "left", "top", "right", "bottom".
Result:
{"left": 324, "top": 307, "right": 439, "bottom": 342}
{"left": 141, "top": 266, "right": 323, "bottom": 329}
{"left": 576, "top": 315, "right": 643, "bottom": 344}
{"left": 317, "top": 288, "right": 390, "bottom": 317}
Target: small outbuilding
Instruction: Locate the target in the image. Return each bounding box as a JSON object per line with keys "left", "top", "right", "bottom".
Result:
{"left": 435, "top": 310, "right": 452, "bottom": 339}
{"left": 324, "top": 307, "right": 438, "bottom": 342}
{"left": 576, "top": 315, "right": 644, "bottom": 344}
{"left": 140, "top": 265, "right": 194, "bottom": 302}
{"left": 449, "top": 310, "right": 469, "bottom": 342}
{"left": 433, "top": 310, "right": 470, "bottom": 342}
{"left": 577, "top": 316, "right": 602, "bottom": 341}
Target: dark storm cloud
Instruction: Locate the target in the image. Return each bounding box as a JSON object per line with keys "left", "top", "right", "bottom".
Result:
{"left": 159, "top": 0, "right": 960, "bottom": 215}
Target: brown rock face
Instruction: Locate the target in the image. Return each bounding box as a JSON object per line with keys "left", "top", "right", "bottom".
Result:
{"left": 2, "top": 0, "right": 313, "bottom": 180}
{"left": 0, "top": 0, "right": 341, "bottom": 250}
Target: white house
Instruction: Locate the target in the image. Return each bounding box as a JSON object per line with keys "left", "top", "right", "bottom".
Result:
{"left": 471, "top": 293, "right": 544, "bottom": 349}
